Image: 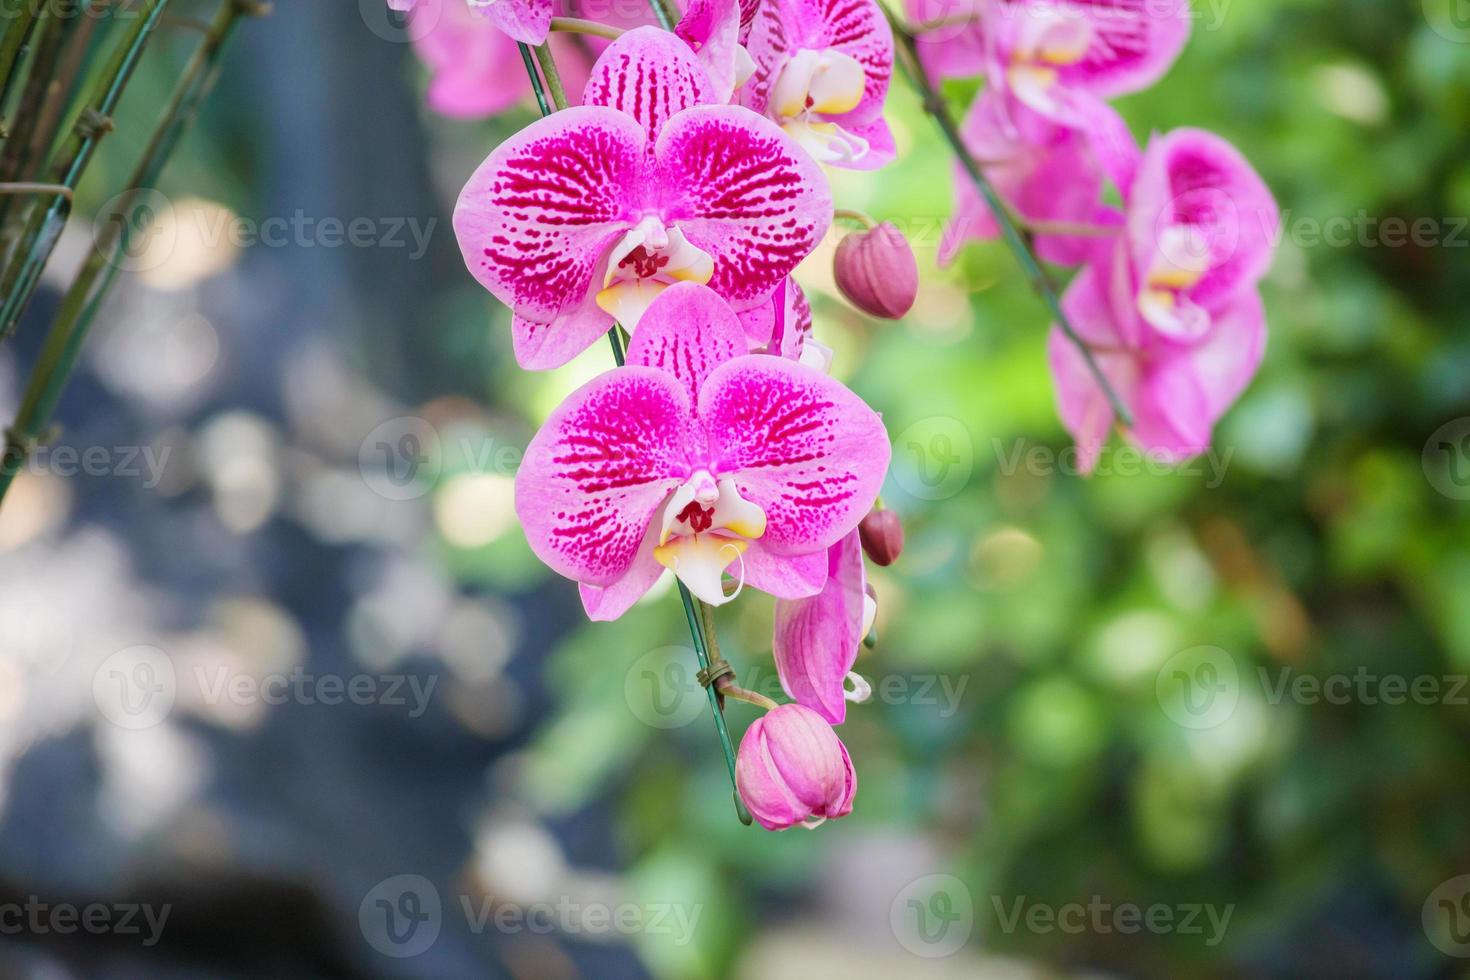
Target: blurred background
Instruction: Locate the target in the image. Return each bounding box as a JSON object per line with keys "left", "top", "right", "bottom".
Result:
{"left": 1, "top": 0, "right": 1469, "bottom": 977}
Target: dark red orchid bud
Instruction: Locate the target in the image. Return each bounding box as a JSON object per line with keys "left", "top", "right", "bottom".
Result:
{"left": 858, "top": 506, "right": 904, "bottom": 566}
{"left": 833, "top": 222, "right": 918, "bottom": 320}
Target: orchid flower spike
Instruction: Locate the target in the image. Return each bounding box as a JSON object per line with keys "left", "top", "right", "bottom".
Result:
{"left": 736, "top": 703, "right": 857, "bottom": 830}
{"left": 515, "top": 283, "right": 890, "bottom": 619}
{"left": 454, "top": 28, "right": 832, "bottom": 369}
{"left": 742, "top": 0, "right": 895, "bottom": 168}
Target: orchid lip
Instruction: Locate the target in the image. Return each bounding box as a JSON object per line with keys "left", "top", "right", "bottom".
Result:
{"left": 596, "top": 216, "right": 715, "bottom": 329}
{"left": 653, "top": 471, "right": 767, "bottom": 606}
{"left": 770, "top": 48, "right": 869, "bottom": 164}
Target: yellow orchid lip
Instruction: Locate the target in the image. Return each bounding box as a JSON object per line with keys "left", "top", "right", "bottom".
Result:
{"left": 595, "top": 219, "right": 715, "bottom": 328}
{"left": 652, "top": 473, "right": 768, "bottom": 605}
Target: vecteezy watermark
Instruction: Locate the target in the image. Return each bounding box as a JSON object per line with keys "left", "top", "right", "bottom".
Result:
{"left": 1156, "top": 647, "right": 1470, "bottom": 729}
{"left": 1423, "top": 417, "right": 1470, "bottom": 501}
{"left": 93, "top": 646, "right": 439, "bottom": 729}
{"left": 94, "top": 188, "right": 437, "bottom": 272}
{"left": 0, "top": 897, "right": 170, "bottom": 947}
{"left": 19, "top": 443, "right": 172, "bottom": 489}
{"left": 890, "top": 416, "right": 975, "bottom": 502}
{"left": 623, "top": 648, "right": 971, "bottom": 730}
{"left": 1424, "top": 0, "right": 1470, "bottom": 44}
{"left": 357, "top": 416, "right": 535, "bottom": 501}
{"left": 993, "top": 439, "right": 1235, "bottom": 487}
{"left": 990, "top": 896, "right": 1233, "bottom": 947}
{"left": 1276, "top": 210, "right": 1470, "bottom": 250}
{"left": 358, "top": 875, "right": 704, "bottom": 958}
{"left": 1155, "top": 646, "right": 1240, "bottom": 730}
{"left": 890, "top": 874, "right": 975, "bottom": 959}
{"left": 1424, "top": 875, "right": 1470, "bottom": 958}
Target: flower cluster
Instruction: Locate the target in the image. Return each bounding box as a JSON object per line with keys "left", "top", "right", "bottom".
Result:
{"left": 440, "top": 6, "right": 904, "bottom": 831}
{"left": 916, "top": 0, "right": 1279, "bottom": 469}
{"left": 420, "top": 0, "right": 1276, "bottom": 829}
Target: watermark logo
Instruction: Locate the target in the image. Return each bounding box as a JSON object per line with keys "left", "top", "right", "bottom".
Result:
{"left": 359, "top": 416, "right": 444, "bottom": 501}
{"left": 891, "top": 417, "right": 974, "bottom": 501}
{"left": 92, "top": 645, "right": 177, "bottom": 730}
{"left": 94, "top": 187, "right": 175, "bottom": 273}
{"left": 1425, "top": 0, "right": 1470, "bottom": 43}
{"left": 359, "top": 875, "right": 442, "bottom": 958}
{"left": 890, "top": 874, "right": 974, "bottom": 959}
{"left": 1424, "top": 875, "right": 1470, "bottom": 957}
{"left": 623, "top": 646, "right": 707, "bottom": 730}
{"left": 1155, "top": 645, "right": 1239, "bottom": 729}
{"left": 1423, "top": 418, "right": 1470, "bottom": 501}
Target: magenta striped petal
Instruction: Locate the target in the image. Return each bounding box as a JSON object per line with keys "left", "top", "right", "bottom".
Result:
{"left": 454, "top": 107, "right": 646, "bottom": 368}
{"left": 625, "top": 283, "right": 748, "bottom": 412}
{"left": 657, "top": 106, "right": 832, "bottom": 309}
{"left": 583, "top": 27, "right": 719, "bottom": 147}
{"left": 700, "top": 356, "right": 888, "bottom": 555}
{"left": 515, "top": 368, "right": 695, "bottom": 586}
{"left": 475, "top": 0, "right": 554, "bottom": 45}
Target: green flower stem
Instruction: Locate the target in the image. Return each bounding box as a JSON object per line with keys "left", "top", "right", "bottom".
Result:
{"left": 548, "top": 16, "right": 624, "bottom": 41}
{"left": 647, "top": 0, "right": 677, "bottom": 31}
{"left": 882, "top": 3, "right": 1136, "bottom": 428}
{"left": 0, "top": 2, "right": 43, "bottom": 134}
{"left": 516, "top": 42, "right": 551, "bottom": 117}
{"left": 0, "top": 0, "right": 263, "bottom": 506}
{"left": 517, "top": 38, "right": 750, "bottom": 825}
{"left": 532, "top": 42, "right": 568, "bottom": 111}
{"left": 0, "top": 0, "right": 172, "bottom": 343}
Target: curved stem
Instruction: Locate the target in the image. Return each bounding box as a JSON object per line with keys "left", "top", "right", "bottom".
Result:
{"left": 516, "top": 42, "right": 551, "bottom": 117}
{"left": 646, "top": 0, "right": 678, "bottom": 31}
{"left": 549, "top": 16, "right": 624, "bottom": 41}
{"left": 715, "top": 676, "right": 779, "bottom": 712}
{"left": 834, "top": 207, "right": 878, "bottom": 230}
{"left": 880, "top": 2, "right": 1136, "bottom": 428}
{"left": 0, "top": 182, "right": 72, "bottom": 199}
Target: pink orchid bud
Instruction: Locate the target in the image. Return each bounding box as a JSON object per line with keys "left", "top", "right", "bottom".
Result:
{"left": 858, "top": 506, "right": 904, "bottom": 566}
{"left": 833, "top": 222, "right": 918, "bottom": 320}
{"left": 736, "top": 704, "right": 856, "bottom": 831}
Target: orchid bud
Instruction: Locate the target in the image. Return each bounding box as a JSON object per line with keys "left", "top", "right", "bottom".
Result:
{"left": 736, "top": 704, "right": 856, "bottom": 831}
{"left": 833, "top": 222, "right": 918, "bottom": 320}
{"left": 858, "top": 506, "right": 904, "bottom": 566}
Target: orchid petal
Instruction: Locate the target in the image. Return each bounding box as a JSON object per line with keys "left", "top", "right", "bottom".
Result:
{"left": 676, "top": 0, "right": 747, "bottom": 101}
{"left": 772, "top": 530, "right": 866, "bottom": 723}
{"left": 657, "top": 105, "right": 832, "bottom": 310}
{"left": 454, "top": 107, "right": 647, "bottom": 369}
{"left": 625, "top": 282, "right": 749, "bottom": 410}
{"left": 743, "top": 542, "right": 830, "bottom": 599}
{"left": 583, "top": 27, "right": 720, "bottom": 146}
{"left": 700, "top": 356, "right": 889, "bottom": 555}
{"left": 469, "top": 0, "right": 553, "bottom": 46}
{"left": 515, "top": 368, "right": 694, "bottom": 587}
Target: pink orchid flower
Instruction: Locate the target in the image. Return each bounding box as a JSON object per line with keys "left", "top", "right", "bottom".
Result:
{"left": 676, "top": 0, "right": 757, "bottom": 102}
{"left": 1123, "top": 128, "right": 1278, "bottom": 343}
{"left": 454, "top": 27, "right": 832, "bottom": 369}
{"left": 736, "top": 703, "right": 856, "bottom": 830}
{"left": 1048, "top": 130, "right": 1277, "bottom": 471}
{"left": 772, "top": 529, "right": 876, "bottom": 724}
{"left": 742, "top": 0, "right": 895, "bottom": 169}
{"left": 515, "top": 283, "right": 890, "bottom": 619}
{"left": 411, "top": 0, "right": 594, "bottom": 119}
{"left": 940, "top": 88, "right": 1128, "bottom": 266}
